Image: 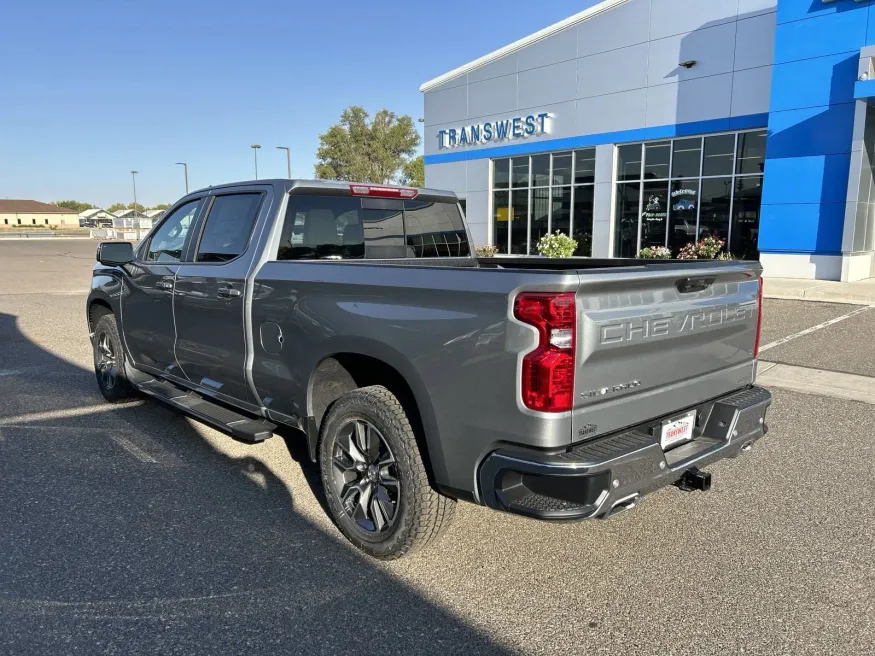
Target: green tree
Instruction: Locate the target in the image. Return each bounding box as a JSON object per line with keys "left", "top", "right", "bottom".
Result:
{"left": 400, "top": 155, "right": 424, "bottom": 188}
{"left": 315, "top": 106, "right": 420, "bottom": 184}
{"left": 53, "top": 200, "right": 94, "bottom": 213}
{"left": 151, "top": 203, "right": 170, "bottom": 210}
{"left": 107, "top": 202, "right": 145, "bottom": 213}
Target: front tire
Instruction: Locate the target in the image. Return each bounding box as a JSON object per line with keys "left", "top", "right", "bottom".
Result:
{"left": 318, "top": 386, "right": 455, "bottom": 560}
{"left": 92, "top": 314, "right": 137, "bottom": 403}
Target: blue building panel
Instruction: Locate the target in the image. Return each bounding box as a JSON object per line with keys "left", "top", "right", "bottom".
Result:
{"left": 730, "top": 112, "right": 774, "bottom": 130}
{"left": 777, "top": 0, "right": 871, "bottom": 25}
{"left": 758, "top": 202, "right": 846, "bottom": 253}
{"left": 766, "top": 103, "right": 856, "bottom": 159}
{"left": 760, "top": 0, "right": 872, "bottom": 259}
{"left": 769, "top": 52, "right": 859, "bottom": 112}
{"left": 854, "top": 79, "right": 875, "bottom": 99}
{"left": 423, "top": 114, "right": 769, "bottom": 165}
{"left": 773, "top": 9, "right": 867, "bottom": 64}
{"left": 761, "top": 154, "right": 852, "bottom": 205}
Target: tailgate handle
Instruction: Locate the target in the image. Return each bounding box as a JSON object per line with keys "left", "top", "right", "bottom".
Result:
{"left": 676, "top": 276, "right": 716, "bottom": 294}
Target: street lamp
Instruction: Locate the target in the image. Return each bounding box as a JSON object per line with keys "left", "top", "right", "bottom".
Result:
{"left": 251, "top": 144, "right": 261, "bottom": 180}
{"left": 276, "top": 146, "right": 291, "bottom": 178}
{"left": 175, "top": 162, "right": 189, "bottom": 194}
{"left": 130, "top": 170, "right": 138, "bottom": 210}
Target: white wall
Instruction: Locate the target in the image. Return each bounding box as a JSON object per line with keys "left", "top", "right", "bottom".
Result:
{"left": 0, "top": 212, "right": 79, "bottom": 226}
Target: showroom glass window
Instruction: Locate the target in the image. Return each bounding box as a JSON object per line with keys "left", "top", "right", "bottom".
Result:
{"left": 492, "top": 148, "right": 596, "bottom": 256}
{"left": 614, "top": 130, "right": 766, "bottom": 259}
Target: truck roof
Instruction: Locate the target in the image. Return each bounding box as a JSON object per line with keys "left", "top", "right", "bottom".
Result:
{"left": 190, "top": 179, "right": 459, "bottom": 203}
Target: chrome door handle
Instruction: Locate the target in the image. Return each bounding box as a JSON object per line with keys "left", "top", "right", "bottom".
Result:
{"left": 157, "top": 280, "right": 174, "bottom": 290}
{"left": 217, "top": 287, "right": 242, "bottom": 298}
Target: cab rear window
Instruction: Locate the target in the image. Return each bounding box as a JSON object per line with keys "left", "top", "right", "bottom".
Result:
{"left": 275, "top": 195, "right": 469, "bottom": 260}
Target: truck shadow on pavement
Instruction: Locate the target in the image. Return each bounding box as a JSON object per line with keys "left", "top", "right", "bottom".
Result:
{"left": 0, "top": 312, "right": 509, "bottom": 655}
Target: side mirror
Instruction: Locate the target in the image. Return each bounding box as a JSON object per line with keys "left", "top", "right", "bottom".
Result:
{"left": 97, "top": 241, "right": 134, "bottom": 266}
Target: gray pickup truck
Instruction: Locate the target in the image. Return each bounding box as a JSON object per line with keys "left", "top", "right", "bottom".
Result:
{"left": 87, "top": 179, "right": 771, "bottom": 559}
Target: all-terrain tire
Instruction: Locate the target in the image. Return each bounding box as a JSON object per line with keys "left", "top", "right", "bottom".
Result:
{"left": 318, "top": 385, "right": 455, "bottom": 560}
{"left": 92, "top": 314, "right": 138, "bottom": 403}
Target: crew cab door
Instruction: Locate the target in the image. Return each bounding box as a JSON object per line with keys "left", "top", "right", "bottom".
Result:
{"left": 122, "top": 197, "right": 205, "bottom": 376}
{"left": 173, "top": 190, "right": 266, "bottom": 410}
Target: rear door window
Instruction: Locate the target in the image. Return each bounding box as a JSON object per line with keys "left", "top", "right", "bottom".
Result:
{"left": 277, "top": 196, "right": 364, "bottom": 260}
{"left": 403, "top": 200, "right": 470, "bottom": 257}
{"left": 195, "top": 193, "right": 263, "bottom": 262}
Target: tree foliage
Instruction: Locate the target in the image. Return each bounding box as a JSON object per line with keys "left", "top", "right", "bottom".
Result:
{"left": 315, "top": 106, "right": 420, "bottom": 184}
{"left": 107, "top": 202, "right": 144, "bottom": 213}
{"left": 151, "top": 203, "right": 170, "bottom": 210}
{"left": 53, "top": 200, "right": 94, "bottom": 213}
{"left": 400, "top": 155, "right": 424, "bottom": 188}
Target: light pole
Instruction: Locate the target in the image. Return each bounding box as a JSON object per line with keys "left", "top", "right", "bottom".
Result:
{"left": 251, "top": 144, "right": 261, "bottom": 179}
{"left": 175, "top": 162, "right": 189, "bottom": 194}
{"left": 276, "top": 146, "right": 291, "bottom": 178}
{"left": 130, "top": 170, "right": 138, "bottom": 210}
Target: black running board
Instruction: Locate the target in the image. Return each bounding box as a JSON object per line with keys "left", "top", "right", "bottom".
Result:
{"left": 133, "top": 375, "right": 276, "bottom": 443}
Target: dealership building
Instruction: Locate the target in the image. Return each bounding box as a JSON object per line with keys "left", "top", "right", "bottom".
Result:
{"left": 421, "top": 0, "right": 875, "bottom": 281}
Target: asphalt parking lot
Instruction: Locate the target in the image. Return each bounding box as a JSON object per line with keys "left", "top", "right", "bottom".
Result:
{"left": 1, "top": 240, "right": 873, "bottom": 655}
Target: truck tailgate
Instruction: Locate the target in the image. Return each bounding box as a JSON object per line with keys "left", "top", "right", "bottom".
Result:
{"left": 572, "top": 264, "right": 760, "bottom": 442}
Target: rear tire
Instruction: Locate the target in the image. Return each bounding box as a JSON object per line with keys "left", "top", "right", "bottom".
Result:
{"left": 318, "top": 385, "right": 455, "bottom": 560}
{"left": 92, "top": 314, "right": 137, "bottom": 403}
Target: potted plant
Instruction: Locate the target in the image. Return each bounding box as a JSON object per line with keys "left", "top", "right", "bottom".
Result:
{"left": 638, "top": 246, "right": 672, "bottom": 259}
{"left": 537, "top": 231, "right": 578, "bottom": 258}
{"left": 677, "top": 236, "right": 726, "bottom": 259}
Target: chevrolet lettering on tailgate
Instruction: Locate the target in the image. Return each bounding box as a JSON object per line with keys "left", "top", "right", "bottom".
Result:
{"left": 599, "top": 303, "right": 757, "bottom": 345}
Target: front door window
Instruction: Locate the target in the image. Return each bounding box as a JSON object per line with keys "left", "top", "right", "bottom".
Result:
{"left": 143, "top": 199, "right": 201, "bottom": 263}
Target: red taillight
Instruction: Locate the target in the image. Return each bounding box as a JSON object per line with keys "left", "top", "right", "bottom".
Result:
{"left": 514, "top": 292, "right": 576, "bottom": 412}
{"left": 754, "top": 277, "right": 763, "bottom": 358}
{"left": 348, "top": 184, "right": 418, "bottom": 199}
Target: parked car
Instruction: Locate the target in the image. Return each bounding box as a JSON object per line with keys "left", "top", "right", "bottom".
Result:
{"left": 86, "top": 179, "right": 771, "bottom": 559}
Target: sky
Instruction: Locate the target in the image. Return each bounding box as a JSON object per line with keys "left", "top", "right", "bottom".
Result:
{"left": 0, "top": 0, "right": 597, "bottom": 208}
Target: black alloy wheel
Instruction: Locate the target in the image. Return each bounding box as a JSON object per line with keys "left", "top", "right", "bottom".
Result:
{"left": 95, "top": 331, "right": 119, "bottom": 391}
{"left": 330, "top": 419, "right": 400, "bottom": 534}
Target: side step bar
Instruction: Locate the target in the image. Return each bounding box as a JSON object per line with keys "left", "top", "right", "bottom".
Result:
{"left": 132, "top": 374, "right": 276, "bottom": 443}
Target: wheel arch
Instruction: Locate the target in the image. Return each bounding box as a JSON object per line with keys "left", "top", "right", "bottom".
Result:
{"left": 87, "top": 297, "right": 114, "bottom": 335}
{"left": 306, "top": 340, "right": 448, "bottom": 490}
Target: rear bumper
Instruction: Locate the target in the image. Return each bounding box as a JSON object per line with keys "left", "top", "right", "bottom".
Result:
{"left": 477, "top": 385, "right": 772, "bottom": 520}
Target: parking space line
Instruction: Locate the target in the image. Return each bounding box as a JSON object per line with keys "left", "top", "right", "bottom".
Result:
{"left": 0, "top": 402, "right": 144, "bottom": 427}
{"left": 759, "top": 304, "right": 875, "bottom": 354}
{"left": 109, "top": 434, "right": 159, "bottom": 463}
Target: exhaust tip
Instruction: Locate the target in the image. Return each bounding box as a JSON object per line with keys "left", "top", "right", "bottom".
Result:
{"left": 741, "top": 441, "right": 754, "bottom": 453}
{"left": 606, "top": 493, "right": 639, "bottom": 518}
